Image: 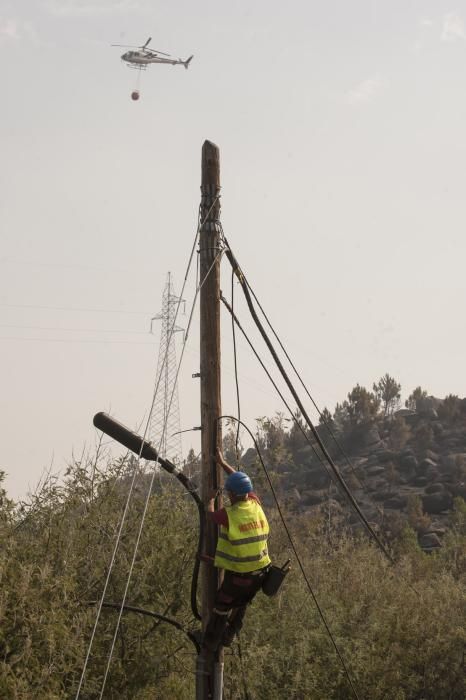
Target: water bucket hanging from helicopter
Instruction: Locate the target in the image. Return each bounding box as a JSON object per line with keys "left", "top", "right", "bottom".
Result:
{"left": 131, "top": 90, "right": 140, "bottom": 101}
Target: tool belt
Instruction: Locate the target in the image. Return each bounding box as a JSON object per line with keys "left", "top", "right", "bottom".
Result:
{"left": 233, "top": 565, "right": 270, "bottom": 578}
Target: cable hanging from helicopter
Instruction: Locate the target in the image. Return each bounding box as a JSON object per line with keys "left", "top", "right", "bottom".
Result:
{"left": 111, "top": 37, "right": 193, "bottom": 101}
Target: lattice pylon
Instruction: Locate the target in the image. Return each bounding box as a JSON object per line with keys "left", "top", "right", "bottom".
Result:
{"left": 148, "top": 272, "right": 183, "bottom": 465}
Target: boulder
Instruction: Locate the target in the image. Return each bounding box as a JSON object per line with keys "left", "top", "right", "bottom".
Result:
{"left": 361, "top": 424, "right": 381, "bottom": 447}
{"left": 367, "top": 466, "right": 386, "bottom": 477}
{"left": 395, "top": 409, "right": 416, "bottom": 418}
{"left": 383, "top": 495, "right": 407, "bottom": 509}
{"left": 443, "top": 453, "right": 466, "bottom": 471}
{"left": 417, "top": 458, "right": 438, "bottom": 475}
{"left": 394, "top": 410, "right": 419, "bottom": 426}
{"left": 303, "top": 470, "right": 331, "bottom": 490}
{"left": 375, "top": 450, "right": 398, "bottom": 464}
{"left": 399, "top": 454, "right": 418, "bottom": 472}
{"left": 419, "top": 532, "right": 442, "bottom": 549}
{"left": 422, "top": 492, "right": 453, "bottom": 514}
{"left": 417, "top": 396, "right": 443, "bottom": 415}
{"left": 447, "top": 483, "right": 466, "bottom": 499}
{"left": 373, "top": 490, "right": 391, "bottom": 502}
{"left": 424, "top": 483, "right": 445, "bottom": 495}
{"left": 301, "top": 490, "right": 326, "bottom": 506}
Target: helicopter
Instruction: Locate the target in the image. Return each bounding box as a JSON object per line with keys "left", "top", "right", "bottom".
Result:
{"left": 112, "top": 37, "right": 193, "bottom": 100}
{"left": 113, "top": 37, "right": 193, "bottom": 68}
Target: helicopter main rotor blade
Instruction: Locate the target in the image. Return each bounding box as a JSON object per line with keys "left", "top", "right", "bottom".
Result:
{"left": 111, "top": 39, "right": 173, "bottom": 57}
{"left": 145, "top": 48, "right": 171, "bottom": 57}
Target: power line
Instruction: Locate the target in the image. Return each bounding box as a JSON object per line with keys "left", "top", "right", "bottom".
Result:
{"left": 221, "top": 234, "right": 394, "bottom": 564}
{"left": 220, "top": 293, "right": 335, "bottom": 484}
{"left": 0, "top": 336, "right": 156, "bottom": 345}
{"left": 244, "top": 279, "right": 372, "bottom": 495}
{"left": 0, "top": 324, "right": 148, "bottom": 334}
{"left": 0, "top": 302, "right": 151, "bottom": 314}
{"left": 76, "top": 196, "right": 221, "bottom": 699}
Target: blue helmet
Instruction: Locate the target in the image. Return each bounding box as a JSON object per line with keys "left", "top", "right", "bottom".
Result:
{"left": 224, "top": 471, "right": 253, "bottom": 495}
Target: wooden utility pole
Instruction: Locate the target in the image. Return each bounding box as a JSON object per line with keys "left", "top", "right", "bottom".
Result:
{"left": 196, "top": 140, "right": 223, "bottom": 700}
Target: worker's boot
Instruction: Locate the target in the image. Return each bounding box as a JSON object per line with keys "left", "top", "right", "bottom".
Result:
{"left": 202, "top": 611, "right": 229, "bottom": 652}
{"left": 221, "top": 623, "right": 236, "bottom": 647}
{"left": 221, "top": 606, "right": 247, "bottom": 647}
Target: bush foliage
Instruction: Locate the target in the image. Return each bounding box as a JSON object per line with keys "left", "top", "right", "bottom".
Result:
{"left": 1, "top": 446, "right": 465, "bottom": 699}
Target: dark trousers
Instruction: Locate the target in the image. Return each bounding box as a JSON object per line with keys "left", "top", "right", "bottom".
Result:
{"left": 203, "top": 568, "right": 269, "bottom": 652}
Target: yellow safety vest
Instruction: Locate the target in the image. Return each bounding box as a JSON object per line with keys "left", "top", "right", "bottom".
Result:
{"left": 214, "top": 498, "right": 271, "bottom": 573}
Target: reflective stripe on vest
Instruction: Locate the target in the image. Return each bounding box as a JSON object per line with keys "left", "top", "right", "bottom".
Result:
{"left": 214, "top": 498, "right": 271, "bottom": 573}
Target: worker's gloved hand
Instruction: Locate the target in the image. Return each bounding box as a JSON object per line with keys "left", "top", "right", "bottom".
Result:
{"left": 206, "top": 488, "right": 222, "bottom": 510}
{"left": 215, "top": 447, "right": 228, "bottom": 467}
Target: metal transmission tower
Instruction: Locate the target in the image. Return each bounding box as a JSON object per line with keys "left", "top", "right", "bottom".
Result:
{"left": 149, "top": 272, "right": 184, "bottom": 465}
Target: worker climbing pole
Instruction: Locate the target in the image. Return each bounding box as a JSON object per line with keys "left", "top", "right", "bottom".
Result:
{"left": 197, "top": 139, "right": 224, "bottom": 700}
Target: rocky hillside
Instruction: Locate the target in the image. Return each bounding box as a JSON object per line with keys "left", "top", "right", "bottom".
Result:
{"left": 248, "top": 396, "right": 466, "bottom": 552}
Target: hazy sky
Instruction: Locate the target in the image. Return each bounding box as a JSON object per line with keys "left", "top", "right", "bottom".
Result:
{"left": 1, "top": 1, "right": 466, "bottom": 500}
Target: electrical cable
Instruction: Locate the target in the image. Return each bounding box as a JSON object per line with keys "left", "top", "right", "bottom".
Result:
{"left": 76, "top": 196, "right": 220, "bottom": 699}
{"left": 244, "top": 277, "right": 371, "bottom": 494}
{"left": 216, "top": 415, "right": 361, "bottom": 700}
{"left": 0, "top": 324, "right": 149, "bottom": 334}
{"left": 220, "top": 293, "right": 338, "bottom": 488}
{"left": 231, "top": 269, "right": 242, "bottom": 466}
{"left": 221, "top": 293, "right": 420, "bottom": 599}
{"left": 220, "top": 235, "right": 393, "bottom": 564}
{"left": 96, "top": 204, "right": 222, "bottom": 697}
{"left": 87, "top": 600, "right": 200, "bottom": 653}
{"left": 0, "top": 302, "right": 152, "bottom": 314}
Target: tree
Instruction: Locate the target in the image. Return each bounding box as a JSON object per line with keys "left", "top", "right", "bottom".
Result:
{"left": 285, "top": 409, "right": 309, "bottom": 461}
{"left": 405, "top": 386, "right": 428, "bottom": 410}
{"left": 373, "top": 373, "right": 401, "bottom": 417}
{"left": 255, "top": 413, "right": 287, "bottom": 452}
{"left": 333, "top": 402, "right": 349, "bottom": 435}
{"left": 222, "top": 424, "right": 243, "bottom": 466}
{"left": 183, "top": 447, "right": 200, "bottom": 478}
{"left": 345, "top": 384, "right": 380, "bottom": 426}
{"left": 318, "top": 407, "right": 334, "bottom": 429}
{"left": 438, "top": 394, "right": 462, "bottom": 425}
